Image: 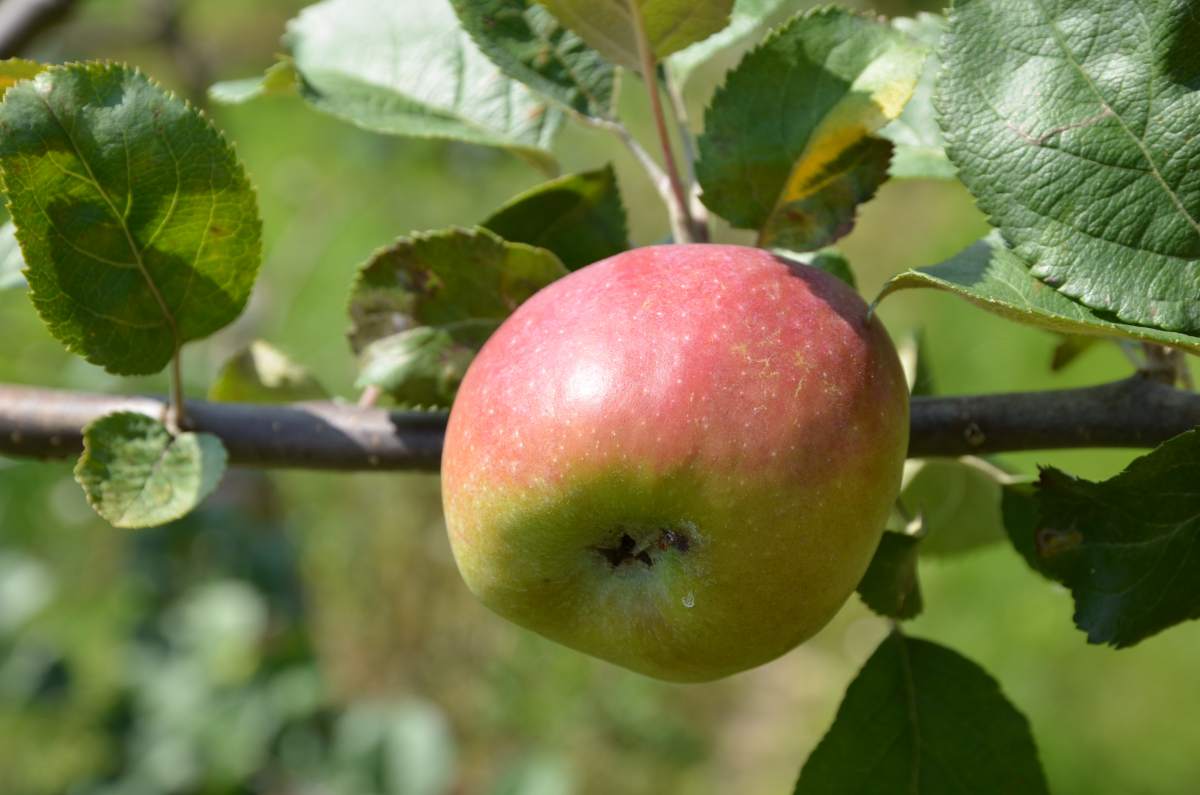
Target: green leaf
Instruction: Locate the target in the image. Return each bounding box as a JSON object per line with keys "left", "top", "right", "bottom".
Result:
{"left": 668, "top": 0, "right": 793, "bottom": 88}
{"left": 75, "top": 412, "right": 228, "bottom": 529}
{"left": 0, "top": 221, "right": 24, "bottom": 290}
{"left": 355, "top": 326, "right": 483, "bottom": 408}
{"left": 0, "top": 58, "right": 46, "bottom": 97}
{"left": 878, "top": 235, "right": 1200, "bottom": 356}
{"left": 880, "top": 13, "right": 955, "bottom": 180}
{"left": 0, "top": 63, "right": 263, "bottom": 375}
{"left": 900, "top": 457, "right": 1017, "bottom": 558}
{"left": 938, "top": 0, "right": 1200, "bottom": 332}
{"left": 283, "top": 0, "right": 562, "bottom": 171}
{"left": 537, "top": 0, "right": 735, "bottom": 71}
{"left": 482, "top": 165, "right": 628, "bottom": 270}
{"left": 208, "top": 341, "right": 329, "bottom": 404}
{"left": 451, "top": 0, "right": 615, "bottom": 120}
{"left": 856, "top": 532, "right": 922, "bottom": 620}
{"left": 1003, "top": 431, "right": 1200, "bottom": 648}
{"left": 795, "top": 632, "right": 1049, "bottom": 794}
{"left": 696, "top": 8, "right": 926, "bottom": 251}
{"left": 347, "top": 227, "right": 567, "bottom": 405}
{"left": 208, "top": 59, "right": 298, "bottom": 105}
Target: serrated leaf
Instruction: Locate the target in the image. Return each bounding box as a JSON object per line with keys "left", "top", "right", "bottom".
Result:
{"left": 208, "top": 59, "right": 298, "bottom": 105}
{"left": 669, "top": 0, "right": 793, "bottom": 88}
{"left": 347, "top": 227, "right": 567, "bottom": 405}
{"left": 0, "top": 63, "right": 262, "bottom": 375}
{"left": 208, "top": 340, "right": 329, "bottom": 404}
{"left": 482, "top": 165, "right": 628, "bottom": 270}
{"left": 900, "top": 457, "right": 1017, "bottom": 558}
{"left": 878, "top": 235, "right": 1200, "bottom": 356}
{"left": 355, "top": 326, "right": 482, "bottom": 408}
{"left": 75, "top": 412, "right": 227, "bottom": 529}
{"left": 451, "top": 0, "right": 615, "bottom": 120}
{"left": 538, "top": 0, "right": 734, "bottom": 71}
{"left": 938, "top": 0, "right": 1200, "bottom": 332}
{"left": 284, "top": 0, "right": 562, "bottom": 171}
{"left": 1003, "top": 431, "right": 1200, "bottom": 648}
{"left": 0, "top": 221, "right": 24, "bottom": 290}
{"left": 697, "top": 7, "right": 925, "bottom": 251}
{"left": 880, "top": 13, "right": 955, "bottom": 180}
{"left": 856, "top": 532, "right": 922, "bottom": 620}
{"left": 0, "top": 58, "right": 45, "bottom": 97}
{"left": 795, "top": 632, "right": 1049, "bottom": 794}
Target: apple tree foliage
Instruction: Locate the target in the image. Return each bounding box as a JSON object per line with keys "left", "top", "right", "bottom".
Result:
{"left": 1, "top": 0, "right": 1199, "bottom": 789}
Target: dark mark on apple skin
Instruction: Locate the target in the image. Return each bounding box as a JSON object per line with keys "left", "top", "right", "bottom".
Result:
{"left": 595, "top": 527, "right": 692, "bottom": 569}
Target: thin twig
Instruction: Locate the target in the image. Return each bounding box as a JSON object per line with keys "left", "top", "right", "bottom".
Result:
{"left": 2, "top": 375, "right": 1199, "bottom": 471}
{"left": 625, "top": 0, "right": 697, "bottom": 243}
{"left": 661, "top": 69, "right": 698, "bottom": 186}
{"left": 168, "top": 347, "right": 188, "bottom": 430}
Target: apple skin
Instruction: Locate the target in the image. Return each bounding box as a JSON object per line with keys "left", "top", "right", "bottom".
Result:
{"left": 441, "top": 244, "right": 909, "bottom": 682}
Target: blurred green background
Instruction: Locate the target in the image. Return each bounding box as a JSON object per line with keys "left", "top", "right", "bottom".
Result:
{"left": 2, "top": 1, "right": 1198, "bottom": 793}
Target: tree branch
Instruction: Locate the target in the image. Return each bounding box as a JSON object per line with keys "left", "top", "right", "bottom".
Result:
{"left": 1, "top": 376, "right": 1198, "bottom": 472}
{"left": 0, "top": 0, "right": 79, "bottom": 57}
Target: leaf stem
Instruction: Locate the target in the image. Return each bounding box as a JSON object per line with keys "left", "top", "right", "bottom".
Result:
{"left": 626, "top": 0, "right": 699, "bottom": 244}
{"left": 169, "top": 346, "right": 187, "bottom": 430}
{"left": 357, "top": 384, "right": 383, "bottom": 409}
{"left": 661, "top": 68, "right": 710, "bottom": 242}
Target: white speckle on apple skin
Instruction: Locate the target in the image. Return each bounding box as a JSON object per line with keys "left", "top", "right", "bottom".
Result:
{"left": 682, "top": 591, "right": 695, "bottom": 608}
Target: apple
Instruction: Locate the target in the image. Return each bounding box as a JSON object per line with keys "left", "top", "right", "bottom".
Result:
{"left": 440, "top": 244, "right": 909, "bottom": 682}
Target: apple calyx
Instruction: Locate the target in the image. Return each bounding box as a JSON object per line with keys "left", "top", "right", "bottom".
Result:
{"left": 593, "top": 526, "right": 693, "bottom": 569}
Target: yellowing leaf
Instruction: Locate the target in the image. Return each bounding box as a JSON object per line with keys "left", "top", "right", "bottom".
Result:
{"left": 697, "top": 8, "right": 926, "bottom": 251}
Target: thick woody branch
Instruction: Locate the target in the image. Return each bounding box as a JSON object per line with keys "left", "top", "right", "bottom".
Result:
{"left": 0, "top": 376, "right": 1198, "bottom": 472}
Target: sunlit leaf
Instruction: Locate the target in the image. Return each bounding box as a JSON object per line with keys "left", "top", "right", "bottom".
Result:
{"left": 0, "top": 63, "right": 262, "bottom": 374}
{"left": 283, "top": 0, "right": 562, "bottom": 171}
{"left": 697, "top": 8, "right": 925, "bottom": 250}
{"left": 939, "top": 0, "right": 1200, "bottom": 332}
{"left": 75, "top": 412, "right": 227, "bottom": 529}
{"left": 878, "top": 235, "right": 1200, "bottom": 356}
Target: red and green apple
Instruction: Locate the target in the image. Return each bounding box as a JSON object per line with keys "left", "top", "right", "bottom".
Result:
{"left": 441, "top": 244, "right": 909, "bottom": 682}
